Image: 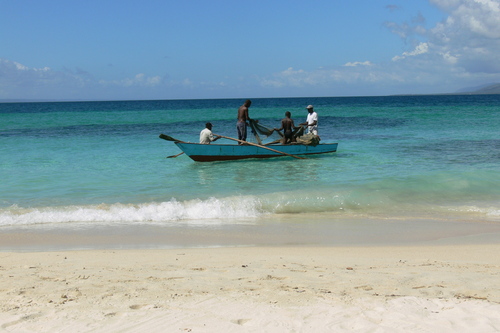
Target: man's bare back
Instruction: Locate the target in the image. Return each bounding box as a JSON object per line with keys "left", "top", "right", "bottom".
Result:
{"left": 274, "top": 111, "right": 296, "bottom": 144}
{"left": 281, "top": 117, "right": 294, "bottom": 132}
{"left": 236, "top": 99, "right": 252, "bottom": 142}
{"left": 237, "top": 100, "right": 251, "bottom": 123}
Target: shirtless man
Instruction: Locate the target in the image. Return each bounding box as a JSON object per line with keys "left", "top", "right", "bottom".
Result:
{"left": 274, "top": 111, "right": 297, "bottom": 144}
{"left": 237, "top": 100, "right": 252, "bottom": 144}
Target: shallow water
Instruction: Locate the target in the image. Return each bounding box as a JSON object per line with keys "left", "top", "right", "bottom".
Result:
{"left": 1, "top": 95, "right": 499, "bottom": 242}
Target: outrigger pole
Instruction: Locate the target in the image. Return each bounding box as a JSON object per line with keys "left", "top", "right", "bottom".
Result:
{"left": 159, "top": 133, "right": 306, "bottom": 160}
{"left": 213, "top": 134, "right": 305, "bottom": 159}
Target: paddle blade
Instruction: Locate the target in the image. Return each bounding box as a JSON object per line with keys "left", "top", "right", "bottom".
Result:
{"left": 159, "top": 134, "right": 179, "bottom": 142}
{"left": 166, "top": 152, "right": 184, "bottom": 158}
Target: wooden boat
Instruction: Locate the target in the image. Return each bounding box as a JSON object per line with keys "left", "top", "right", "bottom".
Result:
{"left": 174, "top": 141, "right": 338, "bottom": 162}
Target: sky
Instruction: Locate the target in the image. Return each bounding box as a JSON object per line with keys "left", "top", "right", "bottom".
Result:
{"left": 1, "top": 0, "right": 500, "bottom": 101}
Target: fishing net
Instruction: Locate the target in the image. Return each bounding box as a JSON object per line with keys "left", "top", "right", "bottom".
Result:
{"left": 247, "top": 119, "right": 319, "bottom": 146}
{"left": 247, "top": 119, "right": 282, "bottom": 145}
{"left": 296, "top": 133, "right": 320, "bottom": 146}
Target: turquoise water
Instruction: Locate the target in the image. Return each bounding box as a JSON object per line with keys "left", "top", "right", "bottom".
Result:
{"left": 1, "top": 95, "right": 499, "bottom": 230}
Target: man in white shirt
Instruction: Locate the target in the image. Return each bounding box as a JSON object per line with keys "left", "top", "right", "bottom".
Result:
{"left": 300, "top": 105, "right": 318, "bottom": 135}
{"left": 200, "top": 122, "right": 220, "bottom": 144}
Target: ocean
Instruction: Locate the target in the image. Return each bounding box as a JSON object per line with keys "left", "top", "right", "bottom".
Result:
{"left": 1, "top": 95, "right": 500, "bottom": 250}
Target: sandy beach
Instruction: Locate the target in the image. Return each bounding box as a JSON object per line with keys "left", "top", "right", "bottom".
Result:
{"left": 3, "top": 94, "right": 500, "bottom": 332}
{"left": 1, "top": 244, "right": 500, "bottom": 332}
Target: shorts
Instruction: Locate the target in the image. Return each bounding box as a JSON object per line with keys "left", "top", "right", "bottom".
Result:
{"left": 237, "top": 122, "right": 247, "bottom": 141}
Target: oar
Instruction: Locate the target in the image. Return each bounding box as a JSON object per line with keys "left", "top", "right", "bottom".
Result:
{"left": 214, "top": 134, "right": 305, "bottom": 159}
{"left": 159, "top": 134, "right": 186, "bottom": 158}
{"left": 167, "top": 152, "right": 184, "bottom": 158}
{"left": 264, "top": 138, "right": 283, "bottom": 145}
{"left": 159, "top": 134, "right": 185, "bottom": 143}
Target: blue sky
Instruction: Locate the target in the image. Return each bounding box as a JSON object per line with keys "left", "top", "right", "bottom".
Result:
{"left": 1, "top": 0, "right": 500, "bottom": 100}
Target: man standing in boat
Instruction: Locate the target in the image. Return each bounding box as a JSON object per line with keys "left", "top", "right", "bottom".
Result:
{"left": 237, "top": 99, "right": 252, "bottom": 144}
{"left": 200, "top": 122, "right": 220, "bottom": 144}
{"left": 300, "top": 105, "right": 318, "bottom": 136}
{"left": 274, "top": 111, "right": 297, "bottom": 144}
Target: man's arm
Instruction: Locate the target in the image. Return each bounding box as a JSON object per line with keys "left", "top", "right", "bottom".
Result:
{"left": 309, "top": 113, "right": 318, "bottom": 126}
{"left": 209, "top": 131, "right": 221, "bottom": 142}
{"left": 274, "top": 118, "right": 287, "bottom": 132}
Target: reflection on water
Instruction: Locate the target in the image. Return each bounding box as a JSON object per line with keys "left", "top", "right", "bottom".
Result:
{"left": 191, "top": 157, "right": 322, "bottom": 194}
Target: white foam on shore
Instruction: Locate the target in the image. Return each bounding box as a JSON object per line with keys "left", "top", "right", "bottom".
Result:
{"left": 1, "top": 193, "right": 499, "bottom": 228}
{"left": 0, "top": 197, "right": 263, "bottom": 227}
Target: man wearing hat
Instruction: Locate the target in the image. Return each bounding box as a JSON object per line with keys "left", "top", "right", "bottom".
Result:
{"left": 300, "top": 105, "right": 318, "bottom": 136}
{"left": 200, "top": 122, "right": 220, "bottom": 144}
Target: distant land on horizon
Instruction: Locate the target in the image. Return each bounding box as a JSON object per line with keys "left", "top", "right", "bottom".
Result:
{"left": 1, "top": 83, "right": 500, "bottom": 103}
{"left": 393, "top": 83, "right": 500, "bottom": 97}
{"left": 455, "top": 83, "right": 500, "bottom": 95}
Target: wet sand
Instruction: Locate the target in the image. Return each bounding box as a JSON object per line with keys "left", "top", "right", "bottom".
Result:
{"left": 2, "top": 215, "right": 500, "bottom": 252}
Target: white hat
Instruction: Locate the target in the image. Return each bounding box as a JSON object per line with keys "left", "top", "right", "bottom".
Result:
{"left": 306, "top": 105, "right": 313, "bottom": 109}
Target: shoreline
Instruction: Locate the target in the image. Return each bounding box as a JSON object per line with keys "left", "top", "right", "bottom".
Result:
{"left": 1, "top": 245, "right": 500, "bottom": 332}
{"left": 2, "top": 215, "right": 500, "bottom": 252}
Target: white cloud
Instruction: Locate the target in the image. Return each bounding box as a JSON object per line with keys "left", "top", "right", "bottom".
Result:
{"left": 258, "top": 0, "right": 500, "bottom": 95}
{"left": 392, "top": 42, "right": 429, "bottom": 61}
{"left": 344, "top": 61, "right": 373, "bottom": 67}
{"left": 260, "top": 65, "right": 402, "bottom": 89}
{"left": 0, "top": 57, "right": 234, "bottom": 100}
{"left": 260, "top": 67, "right": 308, "bottom": 88}
{"left": 181, "top": 78, "right": 193, "bottom": 87}
{"left": 0, "top": 58, "right": 91, "bottom": 99}
{"left": 3, "top": 0, "right": 500, "bottom": 100}
{"left": 1, "top": 59, "right": 50, "bottom": 72}
{"left": 0, "top": 58, "right": 168, "bottom": 99}
{"left": 431, "top": 0, "right": 500, "bottom": 38}
{"left": 440, "top": 51, "right": 459, "bottom": 64}
{"left": 427, "top": 0, "right": 500, "bottom": 73}
{"left": 384, "top": 0, "right": 500, "bottom": 77}
{"left": 100, "top": 73, "right": 163, "bottom": 87}
{"left": 14, "top": 62, "right": 28, "bottom": 71}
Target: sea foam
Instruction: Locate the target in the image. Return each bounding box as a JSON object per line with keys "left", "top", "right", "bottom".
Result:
{"left": 0, "top": 197, "right": 264, "bottom": 227}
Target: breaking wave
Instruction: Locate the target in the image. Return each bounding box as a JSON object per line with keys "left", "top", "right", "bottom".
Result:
{"left": 1, "top": 190, "right": 499, "bottom": 228}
